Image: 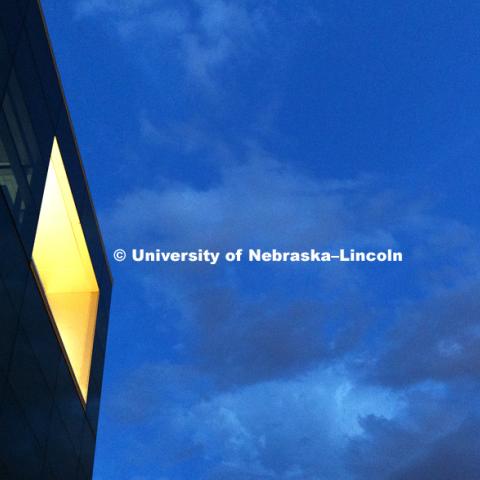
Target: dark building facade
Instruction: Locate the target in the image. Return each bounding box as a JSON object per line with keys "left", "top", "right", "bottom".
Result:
{"left": 0, "top": 1, "right": 112, "bottom": 478}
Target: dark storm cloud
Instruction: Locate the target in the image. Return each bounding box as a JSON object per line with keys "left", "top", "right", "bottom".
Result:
{"left": 187, "top": 287, "right": 369, "bottom": 387}
{"left": 346, "top": 391, "right": 480, "bottom": 480}
{"left": 344, "top": 273, "right": 480, "bottom": 480}
{"left": 390, "top": 417, "right": 480, "bottom": 480}
{"left": 368, "top": 281, "right": 480, "bottom": 387}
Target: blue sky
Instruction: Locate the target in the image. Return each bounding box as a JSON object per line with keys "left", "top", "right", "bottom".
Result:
{"left": 42, "top": 1, "right": 480, "bottom": 479}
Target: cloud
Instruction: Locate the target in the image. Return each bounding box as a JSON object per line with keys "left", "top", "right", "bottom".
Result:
{"left": 346, "top": 386, "right": 480, "bottom": 480}
{"left": 106, "top": 142, "right": 408, "bottom": 251}
{"left": 105, "top": 365, "right": 402, "bottom": 479}
{"left": 390, "top": 418, "right": 480, "bottom": 480}
{"left": 104, "top": 352, "right": 480, "bottom": 479}
{"left": 186, "top": 290, "right": 372, "bottom": 387}
{"left": 367, "top": 280, "right": 480, "bottom": 388}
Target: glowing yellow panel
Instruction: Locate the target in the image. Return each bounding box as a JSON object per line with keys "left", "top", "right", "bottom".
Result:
{"left": 32, "top": 138, "right": 99, "bottom": 403}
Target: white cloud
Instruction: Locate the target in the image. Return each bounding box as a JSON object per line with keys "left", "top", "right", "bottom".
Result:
{"left": 105, "top": 144, "right": 405, "bottom": 252}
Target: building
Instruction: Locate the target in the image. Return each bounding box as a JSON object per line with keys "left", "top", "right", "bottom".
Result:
{"left": 0, "top": 1, "right": 112, "bottom": 478}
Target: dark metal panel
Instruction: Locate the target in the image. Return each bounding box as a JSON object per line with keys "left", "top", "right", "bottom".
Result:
{"left": 0, "top": 277, "right": 19, "bottom": 376}
{"left": 55, "top": 108, "right": 89, "bottom": 218}
{"left": 12, "top": 30, "right": 55, "bottom": 164}
{"left": 24, "top": 0, "right": 63, "bottom": 128}
{"left": 79, "top": 420, "right": 96, "bottom": 477}
{"left": 7, "top": 327, "right": 55, "bottom": 453}
{"left": 0, "top": 26, "right": 12, "bottom": 103}
{"left": 0, "top": 187, "right": 29, "bottom": 314}
{"left": 0, "top": 382, "right": 44, "bottom": 479}
{"left": 19, "top": 275, "right": 61, "bottom": 392}
{"left": 54, "top": 357, "right": 88, "bottom": 455}
{"left": 0, "top": 0, "right": 31, "bottom": 56}
{"left": 44, "top": 407, "right": 80, "bottom": 479}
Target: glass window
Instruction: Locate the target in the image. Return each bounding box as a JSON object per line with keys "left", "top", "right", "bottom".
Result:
{"left": 0, "top": 110, "right": 32, "bottom": 227}
{"left": 32, "top": 138, "right": 99, "bottom": 404}
{"left": 2, "top": 70, "right": 44, "bottom": 198}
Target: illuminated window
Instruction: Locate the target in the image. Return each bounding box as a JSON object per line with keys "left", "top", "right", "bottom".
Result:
{"left": 32, "top": 138, "right": 99, "bottom": 404}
